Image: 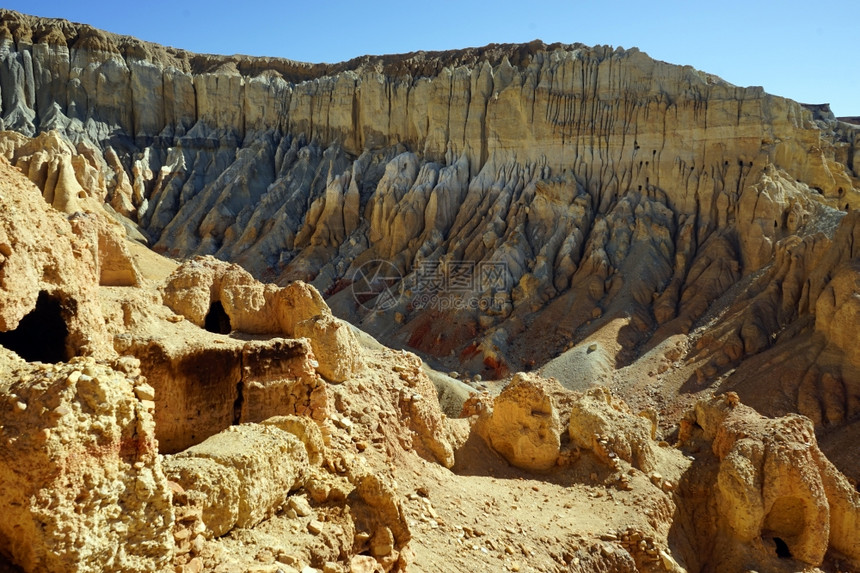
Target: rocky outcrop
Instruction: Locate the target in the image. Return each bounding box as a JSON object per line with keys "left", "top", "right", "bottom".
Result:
{"left": 115, "top": 328, "right": 325, "bottom": 454}
{"left": 477, "top": 372, "right": 563, "bottom": 471}
{"left": 0, "top": 10, "right": 858, "bottom": 385}
{"left": 80, "top": 213, "right": 141, "bottom": 286}
{"left": 163, "top": 422, "right": 312, "bottom": 537}
{"left": 674, "top": 209, "right": 860, "bottom": 481}
{"left": 0, "top": 156, "right": 112, "bottom": 360}
{"left": 568, "top": 386, "right": 661, "bottom": 474}
{"left": 676, "top": 394, "right": 860, "bottom": 572}
{"left": 163, "top": 413, "right": 413, "bottom": 572}
{"left": 295, "top": 312, "right": 364, "bottom": 383}
{"left": 161, "top": 256, "right": 365, "bottom": 383}
{"left": 348, "top": 473, "right": 412, "bottom": 568}
{"left": 3, "top": 9, "right": 860, "bottom": 572}
{"left": 0, "top": 351, "right": 174, "bottom": 573}
{"left": 473, "top": 376, "right": 667, "bottom": 476}
{"left": 0, "top": 130, "right": 109, "bottom": 213}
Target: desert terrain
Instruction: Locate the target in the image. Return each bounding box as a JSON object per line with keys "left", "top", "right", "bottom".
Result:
{"left": 0, "top": 8, "right": 859, "bottom": 573}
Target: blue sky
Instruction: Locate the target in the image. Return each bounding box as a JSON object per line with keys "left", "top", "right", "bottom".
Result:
{"left": 5, "top": 1, "right": 858, "bottom": 115}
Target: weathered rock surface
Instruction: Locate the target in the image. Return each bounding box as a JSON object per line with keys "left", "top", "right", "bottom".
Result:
{"left": 163, "top": 422, "right": 310, "bottom": 537}
{"left": 2, "top": 8, "right": 860, "bottom": 573}
{"left": 676, "top": 394, "right": 860, "bottom": 572}
{"left": 0, "top": 351, "right": 174, "bottom": 572}
{"left": 0, "top": 9, "right": 858, "bottom": 386}
{"left": 0, "top": 130, "right": 109, "bottom": 213}
{"left": 477, "top": 372, "right": 562, "bottom": 471}
{"left": 261, "top": 415, "right": 325, "bottom": 466}
{"left": 348, "top": 473, "right": 411, "bottom": 563}
{"left": 115, "top": 326, "right": 326, "bottom": 454}
{"left": 161, "top": 256, "right": 364, "bottom": 384}
{"left": 0, "top": 156, "right": 113, "bottom": 360}
{"left": 295, "top": 312, "right": 364, "bottom": 383}
{"left": 679, "top": 209, "right": 860, "bottom": 479}
{"left": 568, "top": 386, "right": 661, "bottom": 473}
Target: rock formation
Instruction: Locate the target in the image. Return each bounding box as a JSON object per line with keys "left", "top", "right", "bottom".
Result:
{"left": 163, "top": 421, "right": 314, "bottom": 537}
{"left": 0, "top": 156, "right": 113, "bottom": 360}
{"left": 675, "top": 394, "right": 860, "bottom": 572}
{"left": 160, "top": 256, "right": 365, "bottom": 383}
{"left": 1, "top": 7, "right": 860, "bottom": 573}
{"left": 476, "top": 372, "right": 563, "bottom": 471}
{"left": 0, "top": 148, "right": 439, "bottom": 572}
{"left": 568, "top": 386, "right": 661, "bottom": 474}
{"left": 0, "top": 351, "right": 173, "bottom": 573}
{"left": 0, "top": 8, "right": 857, "bottom": 369}
{"left": 0, "top": 9, "right": 857, "bottom": 395}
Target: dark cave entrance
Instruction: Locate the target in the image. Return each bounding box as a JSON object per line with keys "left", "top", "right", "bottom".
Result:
{"left": 0, "top": 291, "right": 70, "bottom": 363}
{"left": 773, "top": 536, "right": 792, "bottom": 559}
{"left": 204, "top": 301, "right": 232, "bottom": 334}
{"left": 762, "top": 496, "right": 803, "bottom": 560}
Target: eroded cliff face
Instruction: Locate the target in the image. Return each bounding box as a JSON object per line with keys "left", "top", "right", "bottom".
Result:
{"left": 1, "top": 6, "right": 859, "bottom": 427}
{"left": 2, "top": 12, "right": 858, "bottom": 377}
{"left": 2, "top": 92, "right": 860, "bottom": 571}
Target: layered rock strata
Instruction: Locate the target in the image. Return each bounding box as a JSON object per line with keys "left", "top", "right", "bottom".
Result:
{"left": 1, "top": 9, "right": 860, "bottom": 573}
{"left": 0, "top": 10, "right": 858, "bottom": 386}
{"left": 1, "top": 14, "right": 859, "bottom": 413}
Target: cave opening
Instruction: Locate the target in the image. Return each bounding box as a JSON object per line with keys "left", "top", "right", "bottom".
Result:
{"left": 773, "top": 536, "right": 792, "bottom": 559}
{"left": 204, "top": 301, "right": 232, "bottom": 334}
{"left": 0, "top": 291, "right": 70, "bottom": 363}
{"left": 762, "top": 496, "right": 804, "bottom": 561}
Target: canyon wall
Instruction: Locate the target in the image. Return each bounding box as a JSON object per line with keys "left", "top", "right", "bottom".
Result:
{"left": 1, "top": 8, "right": 859, "bottom": 430}
{"left": 2, "top": 10, "right": 860, "bottom": 572}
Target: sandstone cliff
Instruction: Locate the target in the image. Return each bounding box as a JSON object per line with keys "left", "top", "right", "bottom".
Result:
{"left": 2, "top": 4, "right": 859, "bottom": 464}
{"left": 1, "top": 90, "right": 860, "bottom": 571}
{"left": 1, "top": 10, "right": 857, "bottom": 382}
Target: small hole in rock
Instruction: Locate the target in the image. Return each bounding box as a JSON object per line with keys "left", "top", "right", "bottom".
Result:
{"left": 773, "top": 537, "right": 792, "bottom": 559}
{"left": 204, "top": 301, "right": 232, "bottom": 334}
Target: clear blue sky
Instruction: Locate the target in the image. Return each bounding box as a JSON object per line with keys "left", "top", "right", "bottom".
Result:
{"left": 5, "top": 1, "right": 858, "bottom": 116}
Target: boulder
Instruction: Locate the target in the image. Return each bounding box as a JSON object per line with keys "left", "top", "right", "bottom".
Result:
{"left": 348, "top": 473, "right": 411, "bottom": 567}
{"left": 295, "top": 312, "right": 364, "bottom": 383}
{"left": 163, "top": 422, "right": 310, "bottom": 537}
{"left": 568, "top": 387, "right": 659, "bottom": 473}
{"left": 479, "top": 372, "right": 562, "bottom": 471}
